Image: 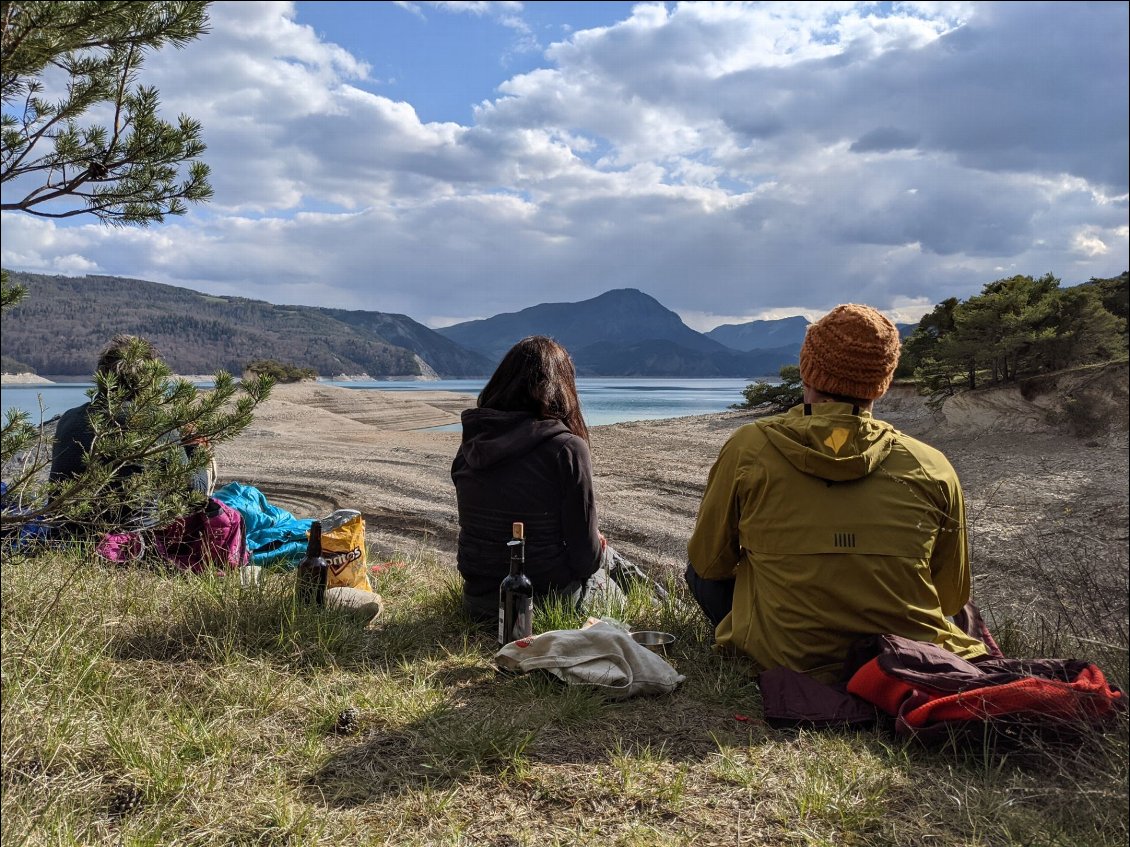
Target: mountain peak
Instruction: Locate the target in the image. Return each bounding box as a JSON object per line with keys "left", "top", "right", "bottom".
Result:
{"left": 595, "top": 287, "right": 648, "bottom": 298}
{"left": 589, "top": 288, "right": 667, "bottom": 310}
{"left": 438, "top": 287, "right": 724, "bottom": 359}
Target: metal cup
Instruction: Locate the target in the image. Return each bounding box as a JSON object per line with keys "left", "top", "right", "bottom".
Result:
{"left": 631, "top": 630, "right": 675, "bottom": 652}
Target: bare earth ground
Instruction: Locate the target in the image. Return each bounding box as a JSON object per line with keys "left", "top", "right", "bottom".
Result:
{"left": 215, "top": 368, "right": 1129, "bottom": 633}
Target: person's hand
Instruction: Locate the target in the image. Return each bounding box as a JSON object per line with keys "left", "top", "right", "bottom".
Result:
{"left": 599, "top": 532, "right": 607, "bottom": 551}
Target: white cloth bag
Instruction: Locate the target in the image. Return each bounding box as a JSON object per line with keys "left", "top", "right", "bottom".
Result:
{"left": 495, "top": 621, "right": 685, "bottom": 699}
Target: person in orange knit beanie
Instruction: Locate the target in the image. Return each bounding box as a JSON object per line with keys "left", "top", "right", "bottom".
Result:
{"left": 685, "top": 304, "right": 987, "bottom": 685}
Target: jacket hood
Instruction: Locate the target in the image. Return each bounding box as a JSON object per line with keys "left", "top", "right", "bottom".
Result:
{"left": 760, "top": 402, "right": 895, "bottom": 482}
{"left": 459, "top": 408, "right": 572, "bottom": 470}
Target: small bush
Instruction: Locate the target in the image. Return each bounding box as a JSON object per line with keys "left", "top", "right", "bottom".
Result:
{"left": 1055, "top": 394, "right": 1108, "bottom": 438}
{"left": 245, "top": 359, "right": 317, "bottom": 383}
{"left": 733, "top": 365, "right": 803, "bottom": 412}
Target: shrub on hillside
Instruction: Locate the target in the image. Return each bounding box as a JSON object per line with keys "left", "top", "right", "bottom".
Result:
{"left": 245, "top": 359, "right": 317, "bottom": 384}
{"left": 734, "top": 365, "right": 803, "bottom": 412}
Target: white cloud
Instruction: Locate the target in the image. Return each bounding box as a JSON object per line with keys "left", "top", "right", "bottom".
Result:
{"left": 1072, "top": 230, "right": 1110, "bottom": 258}
{"left": 1, "top": 0, "right": 1126, "bottom": 330}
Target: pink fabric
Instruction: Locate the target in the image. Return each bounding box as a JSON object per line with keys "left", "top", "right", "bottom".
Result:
{"left": 153, "top": 498, "right": 248, "bottom": 572}
{"left": 95, "top": 532, "right": 145, "bottom": 564}
{"left": 95, "top": 499, "right": 247, "bottom": 572}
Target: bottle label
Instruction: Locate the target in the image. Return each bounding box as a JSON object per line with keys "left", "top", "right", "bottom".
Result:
{"left": 514, "top": 596, "right": 533, "bottom": 641}
{"left": 500, "top": 592, "right": 534, "bottom": 645}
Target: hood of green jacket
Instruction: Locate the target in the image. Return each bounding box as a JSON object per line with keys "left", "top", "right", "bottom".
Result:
{"left": 760, "top": 403, "right": 896, "bottom": 483}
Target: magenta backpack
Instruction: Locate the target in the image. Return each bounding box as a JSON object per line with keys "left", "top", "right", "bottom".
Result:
{"left": 152, "top": 497, "right": 250, "bottom": 572}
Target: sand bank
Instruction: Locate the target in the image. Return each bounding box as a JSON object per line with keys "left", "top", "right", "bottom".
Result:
{"left": 1, "top": 373, "right": 54, "bottom": 385}
{"left": 213, "top": 380, "right": 1129, "bottom": 623}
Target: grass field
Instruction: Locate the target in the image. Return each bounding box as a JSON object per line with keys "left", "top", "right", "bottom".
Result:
{"left": 2, "top": 542, "right": 1126, "bottom": 847}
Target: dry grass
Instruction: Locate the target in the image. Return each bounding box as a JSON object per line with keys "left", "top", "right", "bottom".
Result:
{"left": 2, "top": 541, "right": 1127, "bottom": 847}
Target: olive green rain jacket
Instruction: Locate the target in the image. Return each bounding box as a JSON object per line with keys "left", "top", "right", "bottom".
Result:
{"left": 688, "top": 402, "right": 988, "bottom": 683}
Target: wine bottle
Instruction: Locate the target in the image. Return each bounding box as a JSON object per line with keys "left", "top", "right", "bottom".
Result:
{"left": 499, "top": 521, "right": 534, "bottom": 646}
{"left": 296, "top": 520, "right": 328, "bottom": 606}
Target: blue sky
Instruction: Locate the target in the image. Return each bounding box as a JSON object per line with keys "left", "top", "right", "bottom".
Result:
{"left": 297, "top": 2, "right": 639, "bottom": 124}
{"left": 1, "top": 1, "right": 1127, "bottom": 331}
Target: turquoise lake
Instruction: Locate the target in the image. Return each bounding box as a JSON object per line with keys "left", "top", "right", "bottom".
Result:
{"left": 1, "top": 377, "right": 758, "bottom": 429}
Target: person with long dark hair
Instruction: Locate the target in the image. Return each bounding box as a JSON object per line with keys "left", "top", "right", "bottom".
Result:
{"left": 451, "top": 336, "right": 621, "bottom": 620}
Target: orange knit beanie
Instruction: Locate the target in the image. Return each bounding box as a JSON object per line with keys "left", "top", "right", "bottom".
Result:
{"left": 799, "top": 304, "right": 901, "bottom": 401}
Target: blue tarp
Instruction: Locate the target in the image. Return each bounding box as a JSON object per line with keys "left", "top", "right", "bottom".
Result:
{"left": 212, "top": 481, "right": 312, "bottom": 569}
{"left": 0, "top": 481, "right": 51, "bottom": 548}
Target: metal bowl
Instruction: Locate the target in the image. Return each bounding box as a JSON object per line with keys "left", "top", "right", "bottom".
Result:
{"left": 631, "top": 630, "right": 675, "bottom": 651}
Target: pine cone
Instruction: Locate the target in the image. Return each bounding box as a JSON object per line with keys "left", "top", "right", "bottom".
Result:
{"left": 108, "top": 784, "right": 144, "bottom": 818}
{"left": 333, "top": 707, "right": 360, "bottom": 735}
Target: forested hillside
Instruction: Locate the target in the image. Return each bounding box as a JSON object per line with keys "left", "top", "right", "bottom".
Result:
{"left": 1, "top": 273, "right": 491, "bottom": 378}
{"left": 6, "top": 271, "right": 1123, "bottom": 382}
{"left": 572, "top": 339, "right": 799, "bottom": 378}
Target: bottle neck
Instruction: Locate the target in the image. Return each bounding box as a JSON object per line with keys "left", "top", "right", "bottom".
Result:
{"left": 507, "top": 538, "right": 524, "bottom": 576}
{"left": 306, "top": 522, "right": 323, "bottom": 558}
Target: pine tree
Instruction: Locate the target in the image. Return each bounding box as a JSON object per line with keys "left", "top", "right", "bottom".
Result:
{"left": 3, "top": 337, "right": 272, "bottom": 537}
{"left": 906, "top": 273, "right": 1128, "bottom": 405}
{"left": 735, "top": 365, "right": 803, "bottom": 412}
{"left": 1, "top": 1, "right": 213, "bottom": 225}
{"left": 0, "top": 4, "right": 273, "bottom": 544}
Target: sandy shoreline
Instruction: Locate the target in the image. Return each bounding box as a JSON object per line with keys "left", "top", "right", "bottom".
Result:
{"left": 0, "top": 373, "right": 56, "bottom": 385}
{"left": 0, "top": 373, "right": 223, "bottom": 385}
{"left": 215, "top": 381, "right": 1129, "bottom": 622}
